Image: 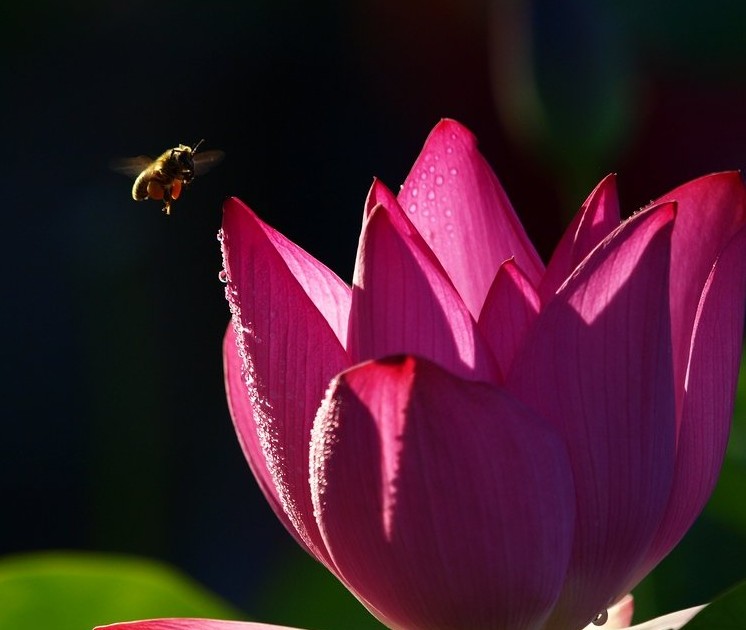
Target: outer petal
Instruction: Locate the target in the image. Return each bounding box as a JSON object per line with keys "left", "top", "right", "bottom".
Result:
{"left": 249, "top": 216, "right": 352, "bottom": 346}
{"left": 539, "top": 174, "right": 621, "bottom": 303}
{"left": 397, "top": 119, "right": 544, "bottom": 317}
{"left": 507, "top": 203, "right": 678, "bottom": 629}
{"left": 96, "top": 621, "right": 307, "bottom": 630}
{"left": 221, "top": 198, "right": 351, "bottom": 567}
{"left": 624, "top": 226, "right": 746, "bottom": 588}
{"left": 223, "top": 326, "right": 306, "bottom": 552}
{"left": 311, "top": 356, "right": 574, "bottom": 630}
{"left": 657, "top": 172, "right": 746, "bottom": 424}
{"left": 580, "top": 594, "right": 634, "bottom": 629}
{"left": 622, "top": 605, "right": 705, "bottom": 630}
{"left": 478, "top": 258, "right": 540, "bottom": 376}
{"left": 364, "top": 177, "right": 401, "bottom": 219}
{"left": 606, "top": 594, "right": 634, "bottom": 628}
{"left": 348, "top": 202, "right": 500, "bottom": 383}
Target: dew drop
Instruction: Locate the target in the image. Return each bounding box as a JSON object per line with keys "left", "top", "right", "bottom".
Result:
{"left": 446, "top": 145, "right": 453, "bottom": 154}
{"left": 444, "top": 208, "right": 453, "bottom": 217}
{"left": 218, "top": 269, "right": 229, "bottom": 283}
{"left": 216, "top": 229, "right": 225, "bottom": 242}
{"left": 427, "top": 190, "right": 435, "bottom": 201}
{"left": 411, "top": 187, "right": 419, "bottom": 197}
{"left": 449, "top": 167, "right": 458, "bottom": 176}
{"left": 420, "top": 172, "right": 428, "bottom": 181}
{"left": 428, "top": 165, "right": 436, "bottom": 173}
{"left": 408, "top": 203, "right": 417, "bottom": 214}
{"left": 591, "top": 610, "right": 608, "bottom": 626}
{"left": 435, "top": 175, "right": 444, "bottom": 186}
{"left": 422, "top": 208, "right": 430, "bottom": 217}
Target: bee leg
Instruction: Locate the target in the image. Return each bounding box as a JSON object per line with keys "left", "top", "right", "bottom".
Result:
{"left": 162, "top": 188, "right": 173, "bottom": 215}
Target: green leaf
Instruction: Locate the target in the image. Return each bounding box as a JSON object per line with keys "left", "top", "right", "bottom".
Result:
{"left": 0, "top": 551, "right": 244, "bottom": 630}
{"left": 680, "top": 581, "right": 746, "bottom": 629}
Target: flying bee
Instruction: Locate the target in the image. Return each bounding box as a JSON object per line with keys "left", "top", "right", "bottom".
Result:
{"left": 112, "top": 140, "right": 224, "bottom": 214}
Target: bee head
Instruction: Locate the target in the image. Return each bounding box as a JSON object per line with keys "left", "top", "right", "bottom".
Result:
{"left": 171, "top": 145, "right": 196, "bottom": 181}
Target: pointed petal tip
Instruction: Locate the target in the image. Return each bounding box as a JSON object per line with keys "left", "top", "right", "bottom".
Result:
{"left": 364, "top": 178, "right": 401, "bottom": 218}
{"left": 431, "top": 118, "right": 476, "bottom": 143}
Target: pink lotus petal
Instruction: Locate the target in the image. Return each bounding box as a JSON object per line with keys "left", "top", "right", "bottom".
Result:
{"left": 397, "top": 119, "right": 544, "bottom": 317}
{"left": 96, "top": 620, "right": 307, "bottom": 630}
{"left": 607, "top": 594, "right": 635, "bottom": 628}
{"left": 623, "top": 605, "right": 705, "bottom": 630}
{"left": 540, "top": 174, "right": 621, "bottom": 303}
{"left": 255, "top": 218, "right": 352, "bottom": 346}
{"left": 223, "top": 326, "right": 309, "bottom": 553}
{"left": 507, "top": 202, "right": 678, "bottom": 629}
{"left": 348, "top": 202, "right": 500, "bottom": 383}
{"left": 221, "top": 198, "right": 351, "bottom": 567}
{"left": 624, "top": 226, "right": 746, "bottom": 588}
{"left": 478, "top": 258, "right": 540, "bottom": 376}
{"left": 364, "top": 177, "right": 401, "bottom": 220}
{"left": 580, "top": 594, "right": 634, "bottom": 629}
{"left": 657, "top": 172, "right": 746, "bottom": 425}
{"left": 311, "top": 356, "right": 574, "bottom": 630}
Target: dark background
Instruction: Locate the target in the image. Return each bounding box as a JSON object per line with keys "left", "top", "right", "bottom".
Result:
{"left": 2, "top": 0, "right": 746, "bottom": 627}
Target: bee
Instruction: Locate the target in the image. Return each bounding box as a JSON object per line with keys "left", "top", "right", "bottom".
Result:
{"left": 112, "top": 140, "right": 224, "bottom": 214}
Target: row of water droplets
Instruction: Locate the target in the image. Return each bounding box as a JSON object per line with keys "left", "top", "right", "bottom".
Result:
{"left": 309, "top": 377, "right": 342, "bottom": 522}
{"left": 401, "top": 134, "right": 460, "bottom": 245}
{"left": 217, "top": 226, "right": 315, "bottom": 552}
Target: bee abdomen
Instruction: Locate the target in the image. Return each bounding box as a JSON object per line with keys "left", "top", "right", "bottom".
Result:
{"left": 132, "top": 172, "right": 150, "bottom": 201}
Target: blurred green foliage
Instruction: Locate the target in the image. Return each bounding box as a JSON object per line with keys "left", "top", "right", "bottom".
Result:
{"left": 682, "top": 581, "right": 746, "bottom": 629}
{"left": 0, "top": 552, "right": 243, "bottom": 630}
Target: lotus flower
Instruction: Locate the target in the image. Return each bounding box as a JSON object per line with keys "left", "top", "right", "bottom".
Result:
{"left": 99, "top": 121, "right": 746, "bottom": 630}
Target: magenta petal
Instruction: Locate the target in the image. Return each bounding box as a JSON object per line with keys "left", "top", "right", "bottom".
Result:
{"left": 397, "top": 119, "right": 544, "bottom": 317}
{"left": 478, "top": 259, "right": 540, "bottom": 376}
{"left": 657, "top": 172, "right": 746, "bottom": 421}
{"left": 223, "top": 326, "right": 309, "bottom": 553}
{"left": 96, "top": 620, "right": 307, "bottom": 630}
{"left": 236, "top": 208, "right": 353, "bottom": 346}
{"left": 625, "top": 225, "right": 746, "bottom": 588}
{"left": 539, "top": 174, "right": 621, "bottom": 303}
{"left": 348, "top": 202, "right": 500, "bottom": 383}
{"left": 364, "top": 177, "right": 401, "bottom": 219}
{"left": 221, "top": 198, "right": 351, "bottom": 566}
{"left": 507, "top": 203, "right": 678, "bottom": 629}
{"left": 311, "top": 356, "right": 574, "bottom": 630}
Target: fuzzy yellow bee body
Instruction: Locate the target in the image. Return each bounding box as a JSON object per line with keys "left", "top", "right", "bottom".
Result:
{"left": 113, "top": 140, "right": 223, "bottom": 214}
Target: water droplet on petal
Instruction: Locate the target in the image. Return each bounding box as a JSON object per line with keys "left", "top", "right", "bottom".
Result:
{"left": 449, "top": 167, "right": 458, "bottom": 176}
{"left": 218, "top": 269, "right": 229, "bottom": 283}
{"left": 444, "top": 208, "right": 453, "bottom": 217}
{"left": 427, "top": 190, "right": 435, "bottom": 201}
{"left": 446, "top": 145, "right": 453, "bottom": 154}
{"left": 216, "top": 229, "right": 225, "bottom": 242}
{"left": 428, "top": 165, "right": 436, "bottom": 174}
{"left": 592, "top": 610, "right": 608, "bottom": 626}
{"left": 435, "top": 175, "right": 444, "bottom": 186}
{"left": 408, "top": 203, "right": 417, "bottom": 214}
{"left": 420, "top": 172, "right": 428, "bottom": 181}
{"left": 411, "top": 187, "right": 418, "bottom": 197}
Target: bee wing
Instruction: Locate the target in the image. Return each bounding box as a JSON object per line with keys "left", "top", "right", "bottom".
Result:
{"left": 110, "top": 155, "right": 154, "bottom": 178}
{"left": 193, "top": 150, "right": 225, "bottom": 176}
